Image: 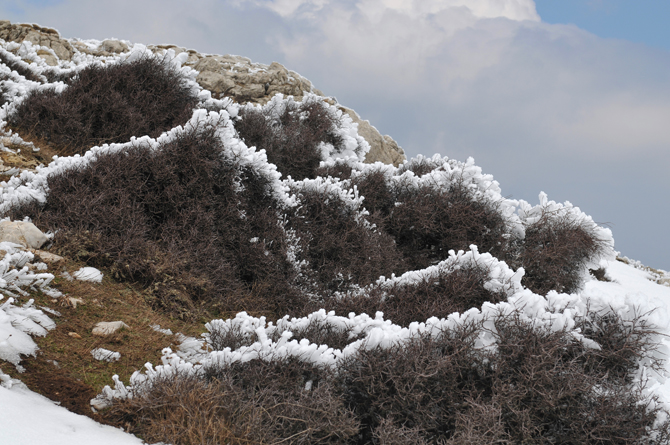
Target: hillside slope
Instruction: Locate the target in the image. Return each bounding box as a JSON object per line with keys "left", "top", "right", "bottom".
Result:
{"left": 2, "top": 21, "right": 670, "bottom": 445}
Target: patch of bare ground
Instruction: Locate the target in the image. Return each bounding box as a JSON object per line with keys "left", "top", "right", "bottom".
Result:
{"left": 0, "top": 133, "right": 60, "bottom": 173}
{"left": 3, "top": 256, "right": 213, "bottom": 423}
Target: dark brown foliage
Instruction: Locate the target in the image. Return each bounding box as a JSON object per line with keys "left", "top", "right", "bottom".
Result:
{"left": 106, "top": 309, "right": 670, "bottom": 444}
{"left": 7, "top": 126, "right": 305, "bottom": 318}
{"left": 516, "top": 210, "right": 612, "bottom": 294}
{"left": 315, "top": 160, "right": 354, "bottom": 180}
{"left": 329, "top": 260, "right": 507, "bottom": 326}
{"left": 235, "top": 100, "right": 345, "bottom": 180}
{"left": 105, "top": 374, "right": 255, "bottom": 444}
{"left": 489, "top": 311, "right": 668, "bottom": 444}
{"left": 9, "top": 54, "right": 198, "bottom": 155}
{"left": 575, "top": 307, "right": 663, "bottom": 384}
{"left": 388, "top": 182, "right": 510, "bottom": 271}
{"left": 334, "top": 325, "right": 486, "bottom": 444}
{"left": 288, "top": 185, "right": 403, "bottom": 295}
{"left": 351, "top": 169, "right": 512, "bottom": 272}
{"left": 396, "top": 156, "right": 443, "bottom": 177}
{"left": 351, "top": 169, "right": 396, "bottom": 217}
{"left": 202, "top": 358, "right": 359, "bottom": 444}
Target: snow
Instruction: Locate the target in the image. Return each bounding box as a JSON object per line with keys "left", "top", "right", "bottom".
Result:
{"left": 72, "top": 267, "right": 104, "bottom": 283}
{"left": 91, "top": 348, "right": 121, "bottom": 362}
{"left": 0, "top": 374, "right": 143, "bottom": 445}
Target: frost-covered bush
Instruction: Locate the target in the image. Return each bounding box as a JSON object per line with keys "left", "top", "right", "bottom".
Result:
{"left": 286, "top": 176, "right": 403, "bottom": 295}
{"left": 512, "top": 193, "right": 615, "bottom": 294}
{"left": 235, "top": 94, "right": 368, "bottom": 180}
{"left": 4, "top": 110, "right": 306, "bottom": 318}
{"left": 0, "top": 47, "right": 45, "bottom": 84}
{"left": 329, "top": 246, "right": 518, "bottom": 326}
{"left": 97, "top": 301, "right": 670, "bottom": 444}
{"left": 332, "top": 156, "right": 518, "bottom": 272}
{"left": 0, "top": 241, "right": 59, "bottom": 371}
{"left": 8, "top": 52, "right": 198, "bottom": 155}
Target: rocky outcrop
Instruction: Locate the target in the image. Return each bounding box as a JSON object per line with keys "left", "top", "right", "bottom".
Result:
{"left": 185, "top": 53, "right": 320, "bottom": 104}
{"left": 338, "top": 106, "right": 405, "bottom": 166}
{"left": 92, "top": 321, "right": 129, "bottom": 336}
{"left": 0, "top": 20, "right": 74, "bottom": 65}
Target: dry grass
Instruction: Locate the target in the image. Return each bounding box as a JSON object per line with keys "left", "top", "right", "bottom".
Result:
{"left": 4, "top": 256, "right": 210, "bottom": 422}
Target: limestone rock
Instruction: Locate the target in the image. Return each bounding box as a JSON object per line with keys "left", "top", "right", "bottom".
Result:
{"left": 0, "top": 221, "right": 48, "bottom": 249}
{"left": 339, "top": 106, "right": 406, "bottom": 166}
{"left": 190, "top": 55, "right": 317, "bottom": 104}
{"left": 196, "top": 70, "right": 234, "bottom": 96}
{"left": 92, "top": 321, "right": 129, "bottom": 336}
{"left": 101, "top": 39, "right": 128, "bottom": 54}
{"left": 31, "top": 250, "right": 64, "bottom": 267}
{"left": 36, "top": 49, "right": 57, "bottom": 66}
{"left": 0, "top": 21, "right": 74, "bottom": 61}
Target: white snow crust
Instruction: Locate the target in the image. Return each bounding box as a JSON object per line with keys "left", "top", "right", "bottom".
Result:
{"left": 0, "top": 370, "right": 143, "bottom": 445}
{"left": 72, "top": 267, "right": 104, "bottom": 283}
{"left": 91, "top": 348, "right": 121, "bottom": 362}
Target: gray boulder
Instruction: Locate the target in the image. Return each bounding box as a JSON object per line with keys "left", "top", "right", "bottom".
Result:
{"left": 0, "top": 221, "right": 48, "bottom": 249}
{"left": 101, "top": 39, "right": 128, "bottom": 54}
{"left": 0, "top": 21, "right": 74, "bottom": 61}
{"left": 339, "top": 106, "right": 406, "bottom": 166}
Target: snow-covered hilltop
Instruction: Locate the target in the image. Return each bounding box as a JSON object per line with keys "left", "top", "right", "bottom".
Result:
{"left": 2, "top": 20, "right": 670, "bottom": 444}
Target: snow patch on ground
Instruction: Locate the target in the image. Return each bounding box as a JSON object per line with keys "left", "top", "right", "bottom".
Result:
{"left": 91, "top": 348, "right": 121, "bottom": 362}
{"left": 72, "top": 267, "right": 104, "bottom": 283}
{"left": 0, "top": 371, "right": 143, "bottom": 445}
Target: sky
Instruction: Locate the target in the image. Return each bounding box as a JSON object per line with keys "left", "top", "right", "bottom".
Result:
{"left": 1, "top": 0, "right": 669, "bottom": 270}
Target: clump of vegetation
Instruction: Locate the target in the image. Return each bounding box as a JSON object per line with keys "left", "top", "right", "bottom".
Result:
{"left": 0, "top": 48, "right": 44, "bottom": 83}
{"left": 514, "top": 207, "right": 613, "bottom": 295}
{"left": 7, "top": 124, "right": 304, "bottom": 319}
{"left": 235, "top": 99, "right": 346, "bottom": 180}
{"left": 106, "top": 308, "right": 670, "bottom": 444}
{"left": 108, "top": 359, "right": 359, "bottom": 444}
{"left": 352, "top": 169, "right": 512, "bottom": 272}
{"left": 287, "top": 178, "right": 404, "bottom": 295}
{"left": 328, "top": 257, "right": 508, "bottom": 326}
{"left": 8, "top": 54, "right": 198, "bottom": 155}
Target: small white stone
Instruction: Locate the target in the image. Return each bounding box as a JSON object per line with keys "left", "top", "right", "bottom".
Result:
{"left": 92, "top": 321, "right": 129, "bottom": 336}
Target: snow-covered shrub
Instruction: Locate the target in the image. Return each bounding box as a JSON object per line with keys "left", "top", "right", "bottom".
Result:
{"left": 314, "top": 158, "right": 354, "bottom": 180}
{"left": 330, "top": 246, "right": 520, "bottom": 326}
{"left": 98, "top": 304, "right": 670, "bottom": 444}
{"left": 324, "top": 155, "right": 518, "bottom": 273}
{"left": 5, "top": 110, "right": 306, "bottom": 318}
{"left": 0, "top": 241, "right": 60, "bottom": 371}
{"left": 512, "top": 193, "right": 615, "bottom": 294}
{"left": 286, "top": 176, "right": 403, "bottom": 295}
{"left": 0, "top": 47, "right": 45, "bottom": 84}
{"left": 236, "top": 93, "right": 368, "bottom": 181}
{"left": 8, "top": 52, "right": 199, "bottom": 155}
{"left": 396, "top": 153, "right": 446, "bottom": 177}
{"left": 488, "top": 310, "right": 666, "bottom": 444}
{"left": 388, "top": 176, "right": 512, "bottom": 271}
